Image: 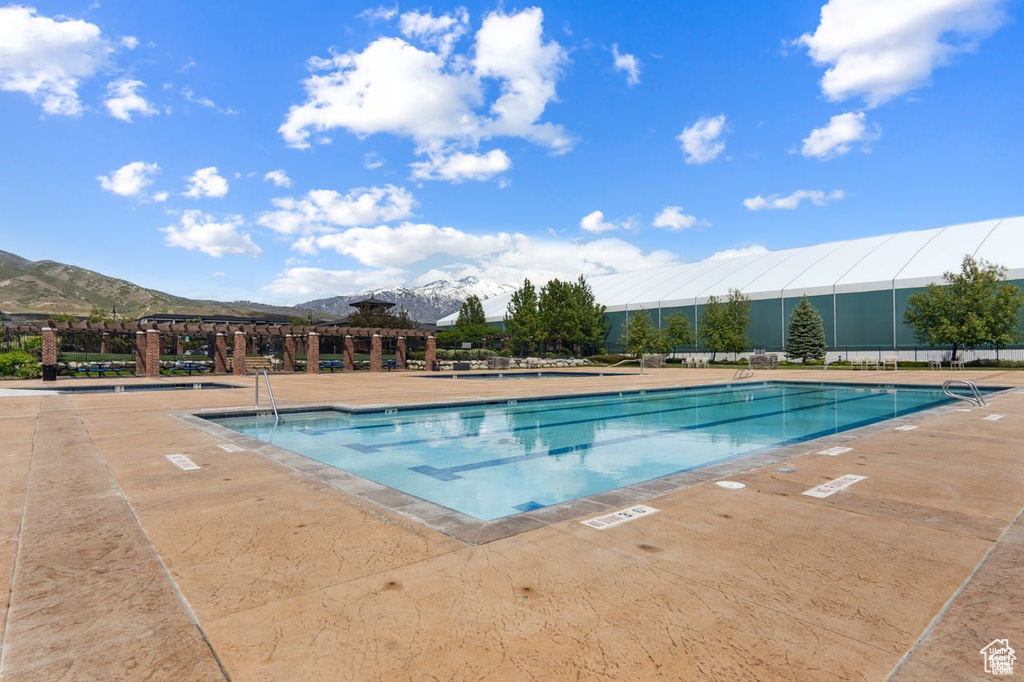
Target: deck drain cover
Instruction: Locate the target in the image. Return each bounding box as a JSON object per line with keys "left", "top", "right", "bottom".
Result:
{"left": 716, "top": 481, "right": 746, "bottom": 489}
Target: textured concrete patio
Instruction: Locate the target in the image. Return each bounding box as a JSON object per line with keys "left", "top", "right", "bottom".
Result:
{"left": 1, "top": 368, "right": 1021, "bottom": 680}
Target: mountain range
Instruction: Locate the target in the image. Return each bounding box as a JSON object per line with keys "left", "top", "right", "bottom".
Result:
{"left": 0, "top": 250, "right": 513, "bottom": 324}
{"left": 299, "top": 277, "right": 517, "bottom": 324}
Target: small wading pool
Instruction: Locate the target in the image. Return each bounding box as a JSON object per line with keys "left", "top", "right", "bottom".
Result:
{"left": 207, "top": 381, "right": 1004, "bottom": 521}
{"left": 12, "top": 382, "right": 243, "bottom": 394}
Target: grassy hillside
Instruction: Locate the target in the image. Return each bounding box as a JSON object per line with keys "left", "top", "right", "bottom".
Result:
{"left": 0, "top": 250, "right": 317, "bottom": 319}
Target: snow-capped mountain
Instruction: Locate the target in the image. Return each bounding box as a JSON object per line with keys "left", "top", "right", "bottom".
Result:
{"left": 299, "top": 276, "right": 518, "bottom": 324}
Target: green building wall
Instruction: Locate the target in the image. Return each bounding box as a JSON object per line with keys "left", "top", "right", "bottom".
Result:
{"left": 600, "top": 279, "right": 1024, "bottom": 354}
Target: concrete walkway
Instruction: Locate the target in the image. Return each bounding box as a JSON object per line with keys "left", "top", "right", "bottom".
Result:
{"left": 0, "top": 369, "right": 1021, "bottom": 680}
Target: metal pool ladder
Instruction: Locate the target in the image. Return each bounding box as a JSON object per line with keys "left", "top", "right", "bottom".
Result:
{"left": 255, "top": 369, "right": 280, "bottom": 421}
{"left": 942, "top": 379, "right": 986, "bottom": 407}
{"left": 732, "top": 368, "right": 755, "bottom": 381}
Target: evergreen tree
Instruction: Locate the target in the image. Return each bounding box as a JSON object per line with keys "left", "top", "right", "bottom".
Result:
{"left": 785, "top": 296, "right": 826, "bottom": 362}
{"left": 904, "top": 255, "right": 1024, "bottom": 360}
{"left": 504, "top": 278, "right": 540, "bottom": 356}
{"left": 698, "top": 289, "right": 750, "bottom": 361}
{"left": 456, "top": 295, "right": 486, "bottom": 327}
{"left": 538, "top": 279, "right": 576, "bottom": 352}
{"left": 572, "top": 275, "right": 607, "bottom": 355}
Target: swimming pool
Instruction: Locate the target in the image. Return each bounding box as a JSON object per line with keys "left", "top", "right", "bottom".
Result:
{"left": 208, "top": 381, "right": 997, "bottom": 521}
{"left": 425, "top": 371, "right": 628, "bottom": 380}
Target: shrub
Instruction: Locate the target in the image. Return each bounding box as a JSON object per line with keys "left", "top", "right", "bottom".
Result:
{"left": 587, "top": 353, "right": 629, "bottom": 365}
{"left": 0, "top": 350, "right": 39, "bottom": 377}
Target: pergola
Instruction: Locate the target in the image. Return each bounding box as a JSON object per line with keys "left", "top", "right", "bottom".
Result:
{"left": 13, "top": 320, "right": 437, "bottom": 381}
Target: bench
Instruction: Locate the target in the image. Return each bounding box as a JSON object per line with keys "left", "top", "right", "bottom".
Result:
{"left": 77, "top": 363, "right": 127, "bottom": 377}
{"left": 172, "top": 362, "right": 211, "bottom": 376}
{"left": 319, "top": 360, "right": 344, "bottom": 372}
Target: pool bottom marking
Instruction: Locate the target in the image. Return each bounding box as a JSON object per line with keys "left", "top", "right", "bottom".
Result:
{"left": 581, "top": 505, "right": 659, "bottom": 529}
{"left": 802, "top": 474, "right": 867, "bottom": 499}
{"left": 167, "top": 454, "right": 201, "bottom": 471}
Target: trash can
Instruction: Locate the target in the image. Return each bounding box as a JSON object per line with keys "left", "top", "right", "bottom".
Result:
{"left": 431, "top": 360, "right": 440, "bottom": 372}
{"left": 42, "top": 364, "right": 58, "bottom": 382}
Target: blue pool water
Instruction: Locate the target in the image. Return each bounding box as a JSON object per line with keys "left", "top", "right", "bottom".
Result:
{"left": 209, "top": 382, "right": 986, "bottom": 521}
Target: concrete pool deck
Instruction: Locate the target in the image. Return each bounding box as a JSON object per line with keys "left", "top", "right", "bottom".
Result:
{"left": 0, "top": 368, "right": 1021, "bottom": 680}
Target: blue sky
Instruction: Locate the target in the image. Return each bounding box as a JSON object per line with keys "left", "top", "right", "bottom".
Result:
{"left": 1, "top": 1, "right": 1021, "bottom": 305}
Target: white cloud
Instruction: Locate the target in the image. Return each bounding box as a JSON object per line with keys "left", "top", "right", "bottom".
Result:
{"left": 743, "top": 189, "right": 845, "bottom": 211}
{"left": 474, "top": 8, "right": 570, "bottom": 151}
{"left": 409, "top": 149, "right": 511, "bottom": 182}
{"left": 280, "top": 37, "right": 478, "bottom": 149}
{"left": 153, "top": 191, "right": 169, "bottom": 202}
{"left": 97, "top": 161, "right": 159, "bottom": 197}
{"left": 364, "top": 152, "right": 385, "bottom": 169}
{"left": 263, "top": 169, "right": 292, "bottom": 188}
{"left": 0, "top": 6, "right": 112, "bottom": 115}
{"left": 358, "top": 6, "right": 398, "bottom": 24}
{"left": 652, "top": 206, "right": 698, "bottom": 230}
{"left": 264, "top": 266, "right": 405, "bottom": 297}
{"left": 797, "top": 0, "right": 1007, "bottom": 107}
{"left": 183, "top": 166, "right": 229, "bottom": 198}
{"left": 104, "top": 79, "right": 158, "bottom": 122}
{"left": 678, "top": 114, "right": 728, "bottom": 164}
{"left": 709, "top": 245, "right": 769, "bottom": 260}
{"left": 182, "top": 86, "right": 215, "bottom": 108}
{"left": 280, "top": 8, "right": 571, "bottom": 178}
{"left": 579, "top": 210, "right": 619, "bottom": 234}
{"left": 162, "top": 210, "right": 261, "bottom": 257}
{"left": 433, "top": 236, "right": 680, "bottom": 288}
{"left": 400, "top": 8, "right": 469, "bottom": 59}
{"left": 268, "top": 225, "right": 682, "bottom": 299}
{"left": 258, "top": 184, "right": 415, "bottom": 235}
{"left": 611, "top": 43, "right": 640, "bottom": 86}
{"left": 311, "top": 222, "right": 516, "bottom": 268}
{"left": 120, "top": 35, "right": 139, "bottom": 50}
{"left": 801, "top": 111, "right": 880, "bottom": 159}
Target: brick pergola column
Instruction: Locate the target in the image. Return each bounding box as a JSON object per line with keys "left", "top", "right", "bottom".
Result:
{"left": 306, "top": 332, "right": 320, "bottom": 374}
{"left": 145, "top": 329, "right": 161, "bottom": 378}
{"left": 214, "top": 333, "right": 228, "bottom": 374}
{"left": 425, "top": 335, "right": 437, "bottom": 371}
{"left": 343, "top": 335, "right": 355, "bottom": 372}
{"left": 370, "top": 334, "right": 382, "bottom": 372}
{"left": 100, "top": 333, "right": 110, "bottom": 355}
{"left": 396, "top": 336, "right": 406, "bottom": 369}
{"left": 233, "top": 331, "right": 247, "bottom": 376}
{"left": 41, "top": 327, "right": 57, "bottom": 382}
{"left": 135, "top": 331, "right": 147, "bottom": 377}
{"left": 284, "top": 334, "right": 296, "bottom": 373}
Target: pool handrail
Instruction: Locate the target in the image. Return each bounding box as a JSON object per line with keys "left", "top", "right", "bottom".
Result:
{"left": 942, "top": 379, "right": 986, "bottom": 407}
{"left": 255, "top": 368, "right": 280, "bottom": 422}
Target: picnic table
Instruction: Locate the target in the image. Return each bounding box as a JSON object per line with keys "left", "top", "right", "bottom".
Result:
{"left": 172, "top": 361, "right": 211, "bottom": 376}
{"left": 383, "top": 359, "right": 398, "bottom": 371}
{"left": 319, "top": 360, "right": 345, "bottom": 372}
{"left": 77, "top": 362, "right": 127, "bottom": 377}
